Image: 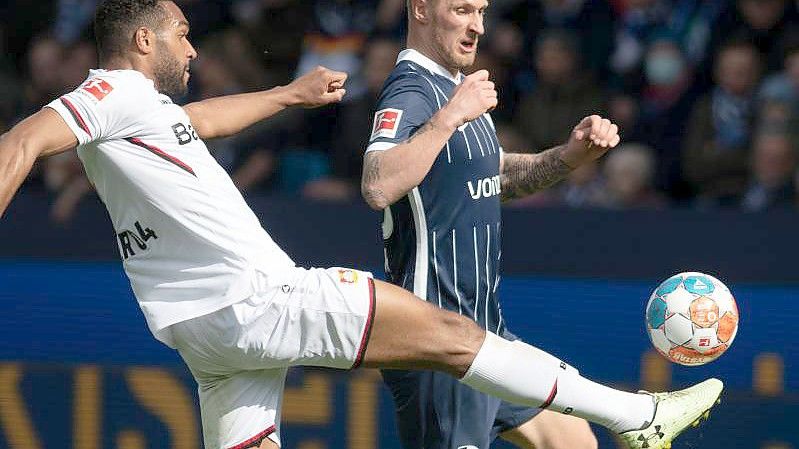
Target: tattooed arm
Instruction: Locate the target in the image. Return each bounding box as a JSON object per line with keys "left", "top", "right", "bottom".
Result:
{"left": 362, "top": 118, "right": 457, "bottom": 210}
{"left": 500, "top": 146, "right": 573, "bottom": 201}
{"left": 500, "top": 115, "right": 622, "bottom": 201}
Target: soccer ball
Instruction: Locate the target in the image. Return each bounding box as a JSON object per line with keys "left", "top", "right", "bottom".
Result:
{"left": 645, "top": 272, "right": 739, "bottom": 366}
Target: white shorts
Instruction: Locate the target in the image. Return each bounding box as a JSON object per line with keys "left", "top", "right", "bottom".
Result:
{"left": 170, "top": 266, "right": 376, "bottom": 449}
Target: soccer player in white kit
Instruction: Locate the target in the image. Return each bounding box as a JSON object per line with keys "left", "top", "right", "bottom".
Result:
{"left": 0, "top": 1, "right": 724, "bottom": 449}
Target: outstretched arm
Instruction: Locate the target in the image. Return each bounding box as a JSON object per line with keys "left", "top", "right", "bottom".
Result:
{"left": 0, "top": 108, "right": 78, "bottom": 217}
{"left": 184, "top": 66, "right": 348, "bottom": 140}
{"left": 361, "top": 70, "right": 498, "bottom": 210}
{"left": 500, "top": 115, "right": 620, "bottom": 201}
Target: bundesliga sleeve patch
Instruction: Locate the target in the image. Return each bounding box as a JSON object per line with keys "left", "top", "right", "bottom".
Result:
{"left": 370, "top": 108, "right": 403, "bottom": 140}
{"left": 80, "top": 78, "right": 114, "bottom": 101}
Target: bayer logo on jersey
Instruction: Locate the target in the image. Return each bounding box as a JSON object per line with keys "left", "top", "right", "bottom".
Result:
{"left": 645, "top": 272, "right": 740, "bottom": 366}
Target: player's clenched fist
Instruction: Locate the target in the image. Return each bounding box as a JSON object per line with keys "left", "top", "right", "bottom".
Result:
{"left": 441, "top": 70, "right": 497, "bottom": 128}
{"left": 561, "top": 115, "right": 621, "bottom": 168}
{"left": 289, "top": 66, "right": 348, "bottom": 108}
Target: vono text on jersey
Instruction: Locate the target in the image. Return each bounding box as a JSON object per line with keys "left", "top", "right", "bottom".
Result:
{"left": 467, "top": 175, "right": 501, "bottom": 200}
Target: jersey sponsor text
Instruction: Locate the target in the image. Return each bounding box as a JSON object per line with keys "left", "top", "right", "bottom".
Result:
{"left": 467, "top": 175, "right": 501, "bottom": 200}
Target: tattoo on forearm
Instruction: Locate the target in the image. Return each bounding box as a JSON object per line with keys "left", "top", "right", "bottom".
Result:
{"left": 361, "top": 121, "right": 441, "bottom": 208}
{"left": 361, "top": 152, "right": 388, "bottom": 207}
{"left": 500, "top": 147, "right": 572, "bottom": 201}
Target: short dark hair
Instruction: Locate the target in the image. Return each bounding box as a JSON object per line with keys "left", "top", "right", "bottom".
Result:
{"left": 94, "top": 0, "right": 169, "bottom": 61}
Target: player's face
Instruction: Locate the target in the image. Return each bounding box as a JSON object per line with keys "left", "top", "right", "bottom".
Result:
{"left": 429, "top": 0, "right": 487, "bottom": 72}
{"left": 153, "top": 1, "right": 197, "bottom": 97}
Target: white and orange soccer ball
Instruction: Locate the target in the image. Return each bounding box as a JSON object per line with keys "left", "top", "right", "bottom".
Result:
{"left": 646, "top": 272, "right": 740, "bottom": 366}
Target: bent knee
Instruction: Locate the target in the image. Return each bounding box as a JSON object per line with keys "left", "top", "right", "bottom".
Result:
{"left": 430, "top": 309, "right": 485, "bottom": 375}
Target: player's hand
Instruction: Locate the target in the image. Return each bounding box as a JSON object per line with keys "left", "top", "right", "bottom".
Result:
{"left": 561, "top": 115, "right": 621, "bottom": 168}
{"left": 441, "top": 70, "right": 497, "bottom": 128}
{"left": 289, "top": 66, "right": 348, "bottom": 108}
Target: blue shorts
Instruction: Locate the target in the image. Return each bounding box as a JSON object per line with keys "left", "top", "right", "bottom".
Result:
{"left": 381, "top": 368, "right": 542, "bottom": 449}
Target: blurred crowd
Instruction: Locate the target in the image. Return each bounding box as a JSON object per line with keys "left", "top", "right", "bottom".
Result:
{"left": 2, "top": 0, "right": 799, "bottom": 222}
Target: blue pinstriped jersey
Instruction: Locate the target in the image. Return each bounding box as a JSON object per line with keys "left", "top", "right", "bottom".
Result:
{"left": 367, "top": 50, "right": 506, "bottom": 334}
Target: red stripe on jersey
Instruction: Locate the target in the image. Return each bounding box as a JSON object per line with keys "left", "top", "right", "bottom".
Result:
{"left": 125, "top": 137, "right": 196, "bottom": 176}
{"left": 539, "top": 380, "right": 558, "bottom": 409}
{"left": 60, "top": 97, "right": 91, "bottom": 137}
{"left": 226, "top": 425, "right": 277, "bottom": 449}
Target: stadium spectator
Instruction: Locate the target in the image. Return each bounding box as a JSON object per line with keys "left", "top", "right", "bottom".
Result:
{"left": 230, "top": 0, "right": 306, "bottom": 89}
{"left": 375, "top": 0, "right": 408, "bottom": 37}
{"left": 741, "top": 127, "right": 798, "bottom": 211}
{"left": 3, "top": 0, "right": 799, "bottom": 212}
{"left": 500, "top": 0, "right": 615, "bottom": 81}
{"left": 559, "top": 160, "right": 607, "bottom": 208}
{"left": 267, "top": 0, "right": 380, "bottom": 197}
{"left": 44, "top": 39, "right": 97, "bottom": 223}
{"left": 759, "top": 41, "right": 799, "bottom": 127}
{"left": 61, "top": 40, "right": 98, "bottom": 90}
{"left": 304, "top": 36, "right": 403, "bottom": 202}
{"left": 192, "top": 39, "right": 246, "bottom": 174}
{"left": 23, "top": 36, "right": 66, "bottom": 113}
{"left": 44, "top": 151, "right": 92, "bottom": 224}
{"left": 513, "top": 29, "right": 606, "bottom": 154}
{"left": 53, "top": 0, "right": 97, "bottom": 45}
{"left": 295, "top": 0, "right": 376, "bottom": 100}
{"left": 683, "top": 40, "right": 762, "bottom": 206}
{"left": 667, "top": 0, "right": 728, "bottom": 68}
{"left": 598, "top": 143, "right": 667, "bottom": 209}
{"left": 636, "top": 33, "right": 701, "bottom": 198}
{"left": 610, "top": 0, "right": 672, "bottom": 87}
{"left": 709, "top": 0, "right": 799, "bottom": 74}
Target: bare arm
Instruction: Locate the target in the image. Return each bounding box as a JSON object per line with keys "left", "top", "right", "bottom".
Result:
{"left": 362, "top": 113, "right": 459, "bottom": 210}
{"left": 184, "top": 86, "right": 298, "bottom": 140}
{"left": 184, "top": 66, "right": 348, "bottom": 140}
{"left": 500, "top": 115, "right": 622, "bottom": 201}
{"left": 0, "top": 108, "right": 78, "bottom": 216}
{"left": 361, "top": 70, "right": 497, "bottom": 210}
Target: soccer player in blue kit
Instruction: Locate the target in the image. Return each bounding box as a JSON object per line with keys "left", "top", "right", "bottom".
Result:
{"left": 361, "top": 1, "right": 662, "bottom": 448}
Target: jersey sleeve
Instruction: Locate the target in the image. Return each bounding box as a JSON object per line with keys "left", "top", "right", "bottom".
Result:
{"left": 44, "top": 76, "right": 138, "bottom": 145}
{"left": 366, "top": 74, "right": 438, "bottom": 153}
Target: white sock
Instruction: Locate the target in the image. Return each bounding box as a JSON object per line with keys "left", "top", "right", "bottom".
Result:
{"left": 460, "top": 332, "right": 655, "bottom": 433}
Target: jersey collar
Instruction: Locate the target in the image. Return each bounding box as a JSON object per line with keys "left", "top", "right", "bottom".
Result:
{"left": 90, "top": 69, "right": 157, "bottom": 90}
{"left": 396, "top": 49, "right": 463, "bottom": 85}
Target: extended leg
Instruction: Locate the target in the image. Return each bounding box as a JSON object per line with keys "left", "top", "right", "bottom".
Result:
{"left": 360, "top": 280, "right": 723, "bottom": 449}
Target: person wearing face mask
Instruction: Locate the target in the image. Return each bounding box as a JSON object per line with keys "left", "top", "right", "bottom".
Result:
{"left": 637, "top": 34, "right": 701, "bottom": 200}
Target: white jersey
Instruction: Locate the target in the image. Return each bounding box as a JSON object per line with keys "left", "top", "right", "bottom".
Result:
{"left": 46, "top": 69, "right": 295, "bottom": 346}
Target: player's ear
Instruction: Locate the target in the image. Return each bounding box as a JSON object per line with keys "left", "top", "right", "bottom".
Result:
{"left": 133, "top": 27, "right": 156, "bottom": 55}
{"left": 411, "top": 0, "right": 432, "bottom": 24}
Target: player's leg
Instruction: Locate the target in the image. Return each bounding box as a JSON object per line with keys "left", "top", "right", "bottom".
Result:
{"left": 363, "top": 279, "right": 724, "bottom": 449}
{"left": 362, "top": 279, "right": 656, "bottom": 432}
{"left": 498, "top": 411, "right": 597, "bottom": 449}
{"left": 360, "top": 279, "right": 484, "bottom": 376}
